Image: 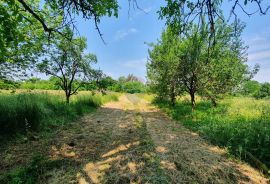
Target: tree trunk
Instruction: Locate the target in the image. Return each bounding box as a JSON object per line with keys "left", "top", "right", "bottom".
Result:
{"left": 66, "top": 93, "right": 70, "bottom": 104}
{"left": 211, "top": 97, "right": 217, "bottom": 107}
{"left": 190, "top": 92, "right": 196, "bottom": 112}
{"left": 170, "top": 85, "right": 176, "bottom": 106}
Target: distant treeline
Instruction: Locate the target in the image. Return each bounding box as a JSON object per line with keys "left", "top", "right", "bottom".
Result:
{"left": 0, "top": 74, "right": 147, "bottom": 94}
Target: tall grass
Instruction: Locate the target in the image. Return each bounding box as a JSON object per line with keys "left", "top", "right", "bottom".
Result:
{"left": 0, "top": 92, "right": 118, "bottom": 137}
{"left": 155, "top": 97, "right": 270, "bottom": 173}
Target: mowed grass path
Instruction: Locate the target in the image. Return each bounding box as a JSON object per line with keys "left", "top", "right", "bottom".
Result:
{"left": 0, "top": 94, "right": 269, "bottom": 183}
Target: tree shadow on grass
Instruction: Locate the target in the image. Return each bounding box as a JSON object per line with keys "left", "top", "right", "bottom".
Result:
{"left": 0, "top": 104, "right": 267, "bottom": 184}
{"left": 74, "top": 106, "right": 265, "bottom": 184}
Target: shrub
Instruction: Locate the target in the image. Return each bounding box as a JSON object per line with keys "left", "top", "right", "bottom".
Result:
{"left": 255, "top": 82, "right": 270, "bottom": 99}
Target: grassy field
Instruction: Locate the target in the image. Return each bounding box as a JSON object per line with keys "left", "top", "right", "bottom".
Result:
{"left": 0, "top": 89, "right": 119, "bottom": 140}
{"left": 155, "top": 96, "right": 270, "bottom": 174}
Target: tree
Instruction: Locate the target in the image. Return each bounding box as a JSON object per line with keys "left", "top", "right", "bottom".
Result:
{"left": 0, "top": 0, "right": 143, "bottom": 44}
{"left": 123, "top": 81, "right": 146, "bottom": 93}
{"left": 197, "top": 20, "right": 250, "bottom": 106}
{"left": 147, "top": 27, "right": 182, "bottom": 105}
{"left": 241, "top": 80, "right": 261, "bottom": 96}
{"left": 255, "top": 82, "right": 270, "bottom": 99}
{"left": 147, "top": 20, "right": 250, "bottom": 111}
{"left": 126, "top": 74, "right": 140, "bottom": 82}
{"left": 94, "top": 72, "right": 117, "bottom": 94}
{"left": 180, "top": 21, "right": 250, "bottom": 110}
{"left": 37, "top": 34, "right": 97, "bottom": 103}
{"left": 0, "top": 0, "right": 60, "bottom": 80}
{"left": 97, "top": 76, "right": 117, "bottom": 91}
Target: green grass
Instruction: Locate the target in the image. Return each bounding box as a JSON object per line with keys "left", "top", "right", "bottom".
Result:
{"left": 155, "top": 96, "right": 270, "bottom": 173}
{"left": 0, "top": 92, "right": 119, "bottom": 139}
{"left": 0, "top": 154, "right": 80, "bottom": 184}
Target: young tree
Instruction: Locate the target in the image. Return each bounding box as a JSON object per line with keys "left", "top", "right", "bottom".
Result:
{"left": 198, "top": 21, "right": 250, "bottom": 106}
{"left": 38, "top": 35, "right": 97, "bottom": 103}
{"left": 147, "top": 20, "right": 250, "bottom": 111}
{"left": 178, "top": 21, "right": 249, "bottom": 109}
{"left": 147, "top": 27, "right": 182, "bottom": 105}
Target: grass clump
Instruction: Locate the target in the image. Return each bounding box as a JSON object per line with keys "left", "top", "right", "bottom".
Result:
{"left": 0, "top": 92, "right": 119, "bottom": 138}
{"left": 0, "top": 155, "right": 79, "bottom": 184}
{"left": 155, "top": 96, "right": 270, "bottom": 173}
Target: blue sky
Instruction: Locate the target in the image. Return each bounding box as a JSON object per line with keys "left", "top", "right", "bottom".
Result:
{"left": 76, "top": 0, "right": 270, "bottom": 82}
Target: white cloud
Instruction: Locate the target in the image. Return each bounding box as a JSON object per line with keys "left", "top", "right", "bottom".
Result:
{"left": 143, "top": 7, "right": 153, "bottom": 13}
{"left": 114, "top": 28, "right": 137, "bottom": 41}
{"left": 245, "top": 29, "right": 270, "bottom": 82}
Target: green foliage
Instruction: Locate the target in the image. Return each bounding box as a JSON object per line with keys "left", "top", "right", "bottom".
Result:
{"left": 255, "top": 82, "right": 270, "bottom": 99}
{"left": 0, "top": 0, "right": 54, "bottom": 79}
{"left": 158, "top": 0, "right": 268, "bottom": 37}
{"left": 147, "top": 27, "right": 181, "bottom": 104}
{"left": 147, "top": 21, "right": 250, "bottom": 109}
{"left": 155, "top": 96, "right": 270, "bottom": 171}
{"left": 122, "top": 81, "right": 146, "bottom": 94}
{"left": 241, "top": 80, "right": 261, "bottom": 96}
{"left": 0, "top": 80, "right": 20, "bottom": 90}
{"left": 37, "top": 33, "right": 98, "bottom": 103}
{"left": 110, "top": 75, "right": 146, "bottom": 93}
{"left": 96, "top": 76, "right": 116, "bottom": 91}
{"left": 0, "top": 92, "right": 118, "bottom": 136}
{"left": 20, "top": 77, "right": 60, "bottom": 90}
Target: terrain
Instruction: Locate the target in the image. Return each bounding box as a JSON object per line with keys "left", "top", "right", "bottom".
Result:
{"left": 0, "top": 94, "right": 268, "bottom": 183}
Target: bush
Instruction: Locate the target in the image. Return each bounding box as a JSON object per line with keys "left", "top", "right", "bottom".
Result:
{"left": 241, "top": 80, "right": 261, "bottom": 96}
{"left": 255, "top": 82, "right": 270, "bottom": 99}
{"left": 111, "top": 81, "right": 146, "bottom": 93}
{"left": 123, "top": 81, "right": 146, "bottom": 93}
{"left": 0, "top": 80, "right": 20, "bottom": 90}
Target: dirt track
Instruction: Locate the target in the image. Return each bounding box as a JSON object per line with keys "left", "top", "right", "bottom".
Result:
{"left": 1, "top": 94, "right": 269, "bottom": 183}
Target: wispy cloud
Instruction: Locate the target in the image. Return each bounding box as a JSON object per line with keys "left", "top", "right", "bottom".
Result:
{"left": 247, "top": 34, "right": 270, "bottom": 53}
{"left": 114, "top": 28, "right": 137, "bottom": 41}
{"left": 142, "top": 7, "right": 153, "bottom": 13}
{"left": 246, "top": 29, "right": 270, "bottom": 82}
{"left": 248, "top": 50, "right": 270, "bottom": 62}
{"left": 246, "top": 28, "right": 270, "bottom": 62}
{"left": 122, "top": 58, "right": 147, "bottom": 70}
